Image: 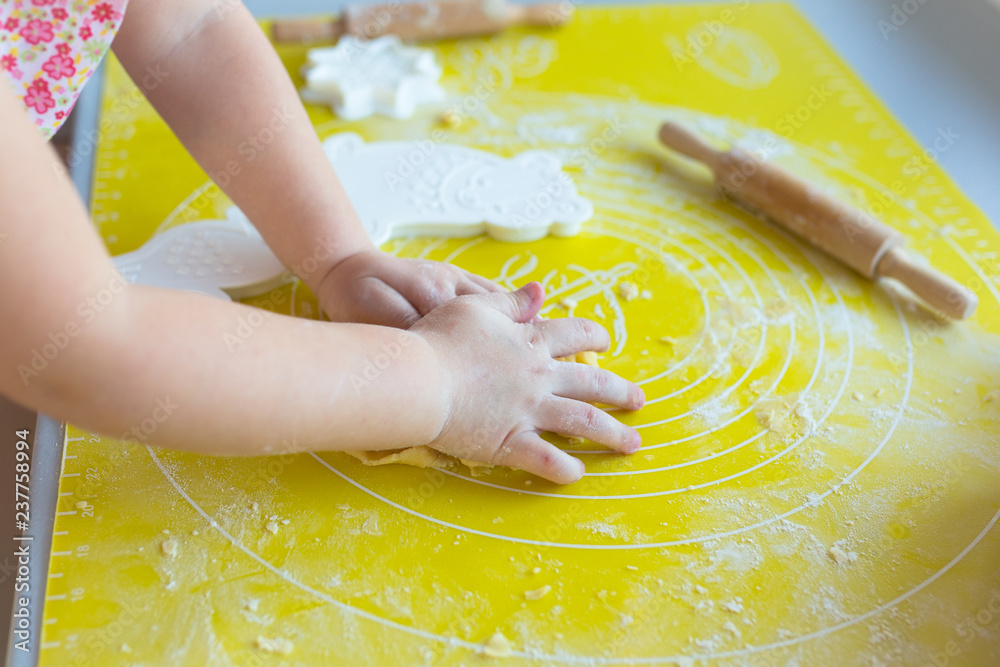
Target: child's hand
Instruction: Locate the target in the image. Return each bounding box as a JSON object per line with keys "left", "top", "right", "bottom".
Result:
{"left": 410, "top": 282, "right": 645, "bottom": 484}
{"left": 317, "top": 249, "right": 503, "bottom": 328}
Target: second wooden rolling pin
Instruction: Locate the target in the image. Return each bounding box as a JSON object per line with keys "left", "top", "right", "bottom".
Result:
{"left": 658, "top": 122, "right": 978, "bottom": 320}
{"left": 272, "top": 0, "right": 572, "bottom": 43}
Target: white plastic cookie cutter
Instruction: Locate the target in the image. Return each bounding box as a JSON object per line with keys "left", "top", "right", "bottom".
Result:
{"left": 114, "top": 133, "right": 593, "bottom": 300}
{"left": 111, "top": 208, "right": 292, "bottom": 301}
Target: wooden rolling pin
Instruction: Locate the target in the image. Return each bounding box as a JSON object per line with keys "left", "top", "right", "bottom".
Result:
{"left": 272, "top": 0, "right": 573, "bottom": 43}
{"left": 658, "top": 122, "right": 978, "bottom": 320}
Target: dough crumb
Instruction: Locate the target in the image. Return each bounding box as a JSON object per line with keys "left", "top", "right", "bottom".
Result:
{"left": 616, "top": 281, "right": 640, "bottom": 302}
{"left": 254, "top": 635, "right": 293, "bottom": 655}
{"left": 828, "top": 545, "right": 858, "bottom": 566}
{"left": 566, "top": 436, "right": 585, "bottom": 445}
{"left": 121, "top": 643, "right": 131, "bottom": 653}
{"left": 556, "top": 350, "right": 600, "bottom": 367}
{"left": 243, "top": 598, "right": 260, "bottom": 612}
{"left": 481, "top": 630, "right": 513, "bottom": 658}
{"left": 694, "top": 585, "right": 708, "bottom": 595}
{"left": 639, "top": 289, "right": 652, "bottom": 300}
{"left": 625, "top": 565, "right": 638, "bottom": 571}
{"left": 531, "top": 566, "right": 541, "bottom": 574}
{"left": 875, "top": 387, "right": 885, "bottom": 398}
{"left": 160, "top": 540, "right": 177, "bottom": 557}
{"left": 250, "top": 502, "right": 259, "bottom": 511}
{"left": 265, "top": 521, "right": 279, "bottom": 535}
{"left": 75, "top": 501, "right": 87, "bottom": 509}
{"left": 754, "top": 394, "right": 812, "bottom": 438}
{"left": 558, "top": 298, "right": 577, "bottom": 310}
{"left": 851, "top": 391, "right": 864, "bottom": 402}
{"left": 659, "top": 336, "right": 678, "bottom": 345}
{"left": 524, "top": 585, "right": 552, "bottom": 601}
{"left": 723, "top": 620, "right": 741, "bottom": 637}
{"left": 983, "top": 389, "right": 1000, "bottom": 403}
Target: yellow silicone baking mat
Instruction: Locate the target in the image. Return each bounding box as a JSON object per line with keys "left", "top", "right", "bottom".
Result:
{"left": 41, "top": 3, "right": 1000, "bottom": 665}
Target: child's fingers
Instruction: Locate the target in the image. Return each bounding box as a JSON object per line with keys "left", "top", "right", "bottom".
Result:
{"left": 476, "top": 282, "right": 545, "bottom": 323}
{"left": 535, "top": 317, "right": 611, "bottom": 358}
{"left": 454, "top": 281, "right": 486, "bottom": 297}
{"left": 466, "top": 272, "right": 505, "bottom": 293}
{"left": 492, "top": 432, "right": 585, "bottom": 484}
{"left": 553, "top": 365, "right": 645, "bottom": 411}
{"left": 539, "top": 397, "right": 641, "bottom": 454}
{"left": 351, "top": 278, "right": 422, "bottom": 328}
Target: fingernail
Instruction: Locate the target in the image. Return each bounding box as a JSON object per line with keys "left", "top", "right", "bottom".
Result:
{"left": 624, "top": 430, "right": 641, "bottom": 453}
{"left": 632, "top": 385, "right": 646, "bottom": 410}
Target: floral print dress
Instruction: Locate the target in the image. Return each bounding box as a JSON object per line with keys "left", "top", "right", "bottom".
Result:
{"left": 1, "top": 0, "right": 128, "bottom": 140}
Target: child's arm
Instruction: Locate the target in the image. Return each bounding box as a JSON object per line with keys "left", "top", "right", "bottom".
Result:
{"left": 112, "top": 0, "right": 501, "bottom": 329}
{"left": 0, "top": 81, "right": 642, "bottom": 484}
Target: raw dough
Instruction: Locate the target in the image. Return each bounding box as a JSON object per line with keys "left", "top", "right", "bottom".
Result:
{"left": 344, "top": 446, "right": 451, "bottom": 468}
{"left": 160, "top": 539, "right": 177, "bottom": 557}
{"left": 300, "top": 36, "right": 445, "bottom": 120}
{"left": 315, "top": 132, "right": 594, "bottom": 245}
{"left": 524, "top": 584, "right": 552, "bottom": 600}
{"left": 616, "top": 281, "right": 640, "bottom": 302}
{"left": 345, "top": 351, "right": 601, "bottom": 472}
{"left": 254, "top": 635, "right": 293, "bottom": 655}
{"left": 828, "top": 544, "right": 858, "bottom": 566}
{"left": 481, "top": 631, "right": 513, "bottom": 658}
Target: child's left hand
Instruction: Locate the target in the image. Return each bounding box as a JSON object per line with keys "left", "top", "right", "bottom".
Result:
{"left": 316, "top": 249, "right": 504, "bottom": 328}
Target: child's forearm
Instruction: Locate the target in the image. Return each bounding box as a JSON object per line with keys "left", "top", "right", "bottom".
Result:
{"left": 0, "top": 75, "right": 444, "bottom": 455}
{"left": 113, "top": 0, "right": 373, "bottom": 293}
{"left": 36, "top": 285, "right": 449, "bottom": 455}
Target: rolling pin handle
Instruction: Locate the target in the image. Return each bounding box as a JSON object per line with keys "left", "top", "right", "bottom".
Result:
{"left": 512, "top": 2, "right": 575, "bottom": 26}
{"left": 876, "top": 247, "right": 978, "bottom": 320}
{"left": 658, "top": 121, "right": 723, "bottom": 169}
{"left": 271, "top": 18, "right": 343, "bottom": 43}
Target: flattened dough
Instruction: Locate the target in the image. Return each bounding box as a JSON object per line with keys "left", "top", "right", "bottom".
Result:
{"left": 345, "top": 351, "right": 601, "bottom": 471}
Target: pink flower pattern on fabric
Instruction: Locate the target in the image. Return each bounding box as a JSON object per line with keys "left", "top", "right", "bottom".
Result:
{"left": 23, "top": 78, "right": 53, "bottom": 112}
{"left": 1, "top": 0, "right": 128, "bottom": 140}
